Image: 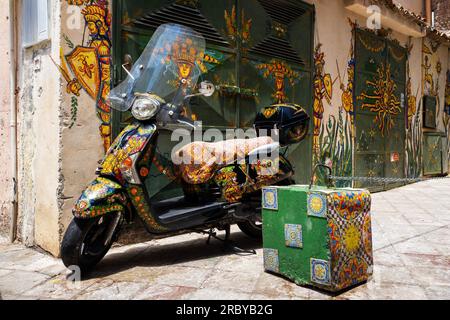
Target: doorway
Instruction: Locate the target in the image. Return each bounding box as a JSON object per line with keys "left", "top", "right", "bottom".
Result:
{"left": 111, "top": 0, "right": 315, "bottom": 188}
{"left": 354, "top": 28, "right": 407, "bottom": 191}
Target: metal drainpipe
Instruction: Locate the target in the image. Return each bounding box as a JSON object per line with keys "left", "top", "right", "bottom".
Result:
{"left": 9, "top": 0, "right": 18, "bottom": 243}
{"left": 425, "top": 0, "right": 432, "bottom": 25}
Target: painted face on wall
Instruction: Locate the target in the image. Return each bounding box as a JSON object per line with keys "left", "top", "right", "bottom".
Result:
{"left": 178, "top": 62, "right": 193, "bottom": 79}
{"left": 87, "top": 21, "right": 98, "bottom": 34}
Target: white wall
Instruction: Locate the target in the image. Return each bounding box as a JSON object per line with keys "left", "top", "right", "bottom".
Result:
{"left": 0, "top": 0, "right": 12, "bottom": 243}
{"left": 15, "top": 0, "right": 63, "bottom": 255}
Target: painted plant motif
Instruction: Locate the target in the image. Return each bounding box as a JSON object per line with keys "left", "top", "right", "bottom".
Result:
{"left": 313, "top": 44, "right": 333, "bottom": 157}
{"left": 314, "top": 22, "right": 355, "bottom": 187}
{"left": 224, "top": 5, "right": 252, "bottom": 46}
{"left": 255, "top": 59, "right": 301, "bottom": 104}
{"left": 54, "top": 0, "right": 112, "bottom": 151}
{"left": 405, "top": 41, "right": 422, "bottom": 178}
{"left": 317, "top": 111, "right": 352, "bottom": 187}
{"left": 357, "top": 63, "right": 401, "bottom": 137}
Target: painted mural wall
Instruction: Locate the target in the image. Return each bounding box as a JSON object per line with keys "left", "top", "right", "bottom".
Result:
{"left": 421, "top": 37, "right": 450, "bottom": 174}
{"left": 55, "top": 0, "right": 450, "bottom": 238}
{"left": 58, "top": 0, "right": 114, "bottom": 240}
{"left": 306, "top": 0, "right": 357, "bottom": 186}
{"left": 11, "top": 0, "right": 445, "bottom": 255}
{"left": 308, "top": 0, "right": 449, "bottom": 184}
{"left": 405, "top": 36, "right": 423, "bottom": 178}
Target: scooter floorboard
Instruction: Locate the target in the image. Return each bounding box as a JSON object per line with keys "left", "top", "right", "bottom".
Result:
{"left": 154, "top": 197, "right": 228, "bottom": 227}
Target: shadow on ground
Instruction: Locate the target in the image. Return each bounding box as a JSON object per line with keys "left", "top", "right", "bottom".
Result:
{"left": 83, "top": 231, "right": 261, "bottom": 280}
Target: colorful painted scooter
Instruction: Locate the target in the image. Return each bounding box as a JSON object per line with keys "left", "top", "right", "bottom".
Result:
{"left": 61, "top": 23, "right": 310, "bottom": 272}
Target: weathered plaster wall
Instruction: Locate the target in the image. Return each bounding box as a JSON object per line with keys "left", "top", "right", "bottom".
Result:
{"left": 0, "top": 0, "right": 12, "bottom": 243}
{"left": 16, "top": 0, "right": 63, "bottom": 255}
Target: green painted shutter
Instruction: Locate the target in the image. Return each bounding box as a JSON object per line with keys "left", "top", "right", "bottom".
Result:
{"left": 354, "top": 29, "right": 407, "bottom": 191}
{"left": 112, "top": 0, "right": 314, "bottom": 184}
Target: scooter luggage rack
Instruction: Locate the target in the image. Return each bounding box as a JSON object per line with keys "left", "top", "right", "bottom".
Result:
{"left": 198, "top": 226, "right": 257, "bottom": 256}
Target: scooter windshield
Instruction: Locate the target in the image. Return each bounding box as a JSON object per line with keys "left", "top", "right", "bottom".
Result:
{"left": 109, "top": 24, "right": 206, "bottom": 111}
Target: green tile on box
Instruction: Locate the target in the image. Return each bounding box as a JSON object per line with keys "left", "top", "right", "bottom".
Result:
{"left": 262, "top": 185, "right": 374, "bottom": 292}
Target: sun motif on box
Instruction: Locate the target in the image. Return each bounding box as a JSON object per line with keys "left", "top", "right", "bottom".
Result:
{"left": 263, "top": 248, "right": 280, "bottom": 273}
{"left": 307, "top": 193, "right": 327, "bottom": 218}
{"left": 311, "top": 258, "right": 331, "bottom": 285}
{"left": 262, "top": 188, "right": 278, "bottom": 210}
{"left": 343, "top": 223, "right": 361, "bottom": 253}
{"left": 285, "top": 224, "right": 303, "bottom": 248}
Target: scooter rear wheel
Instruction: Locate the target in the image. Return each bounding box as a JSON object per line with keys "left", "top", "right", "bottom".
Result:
{"left": 61, "top": 212, "right": 122, "bottom": 274}
{"left": 238, "top": 177, "right": 295, "bottom": 239}
{"left": 238, "top": 218, "right": 262, "bottom": 239}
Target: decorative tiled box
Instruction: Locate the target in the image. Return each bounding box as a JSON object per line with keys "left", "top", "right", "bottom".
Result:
{"left": 262, "top": 185, "right": 373, "bottom": 292}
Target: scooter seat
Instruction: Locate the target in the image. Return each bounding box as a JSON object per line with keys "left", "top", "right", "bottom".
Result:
{"left": 173, "top": 136, "right": 275, "bottom": 184}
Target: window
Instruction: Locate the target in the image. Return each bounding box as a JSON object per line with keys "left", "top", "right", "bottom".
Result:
{"left": 22, "top": 0, "right": 50, "bottom": 47}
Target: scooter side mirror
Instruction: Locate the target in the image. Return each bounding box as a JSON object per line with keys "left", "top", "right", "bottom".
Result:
{"left": 198, "top": 81, "right": 215, "bottom": 97}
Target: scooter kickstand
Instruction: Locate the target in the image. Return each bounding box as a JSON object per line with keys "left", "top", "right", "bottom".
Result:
{"left": 201, "top": 227, "right": 256, "bottom": 256}
{"left": 222, "top": 225, "right": 256, "bottom": 256}
{"left": 206, "top": 228, "right": 216, "bottom": 245}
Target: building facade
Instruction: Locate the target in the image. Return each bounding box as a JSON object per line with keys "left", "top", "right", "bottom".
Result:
{"left": 0, "top": 0, "right": 449, "bottom": 256}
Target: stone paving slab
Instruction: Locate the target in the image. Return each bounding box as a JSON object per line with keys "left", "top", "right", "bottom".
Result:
{"left": 0, "top": 179, "right": 450, "bottom": 300}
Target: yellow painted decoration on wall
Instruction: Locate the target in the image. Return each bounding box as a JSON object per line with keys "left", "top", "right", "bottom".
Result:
{"left": 357, "top": 63, "right": 401, "bottom": 137}
{"left": 313, "top": 44, "right": 334, "bottom": 156}
{"left": 53, "top": 1, "right": 113, "bottom": 152}
{"left": 224, "top": 5, "right": 252, "bottom": 45}
{"left": 66, "top": 47, "right": 101, "bottom": 99}
{"left": 255, "top": 59, "right": 301, "bottom": 104}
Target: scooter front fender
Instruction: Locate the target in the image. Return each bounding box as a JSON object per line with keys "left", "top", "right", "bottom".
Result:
{"left": 73, "top": 177, "right": 127, "bottom": 219}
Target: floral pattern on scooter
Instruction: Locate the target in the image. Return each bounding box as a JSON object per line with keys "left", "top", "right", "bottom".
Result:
{"left": 73, "top": 177, "right": 125, "bottom": 218}
{"left": 100, "top": 123, "right": 156, "bottom": 184}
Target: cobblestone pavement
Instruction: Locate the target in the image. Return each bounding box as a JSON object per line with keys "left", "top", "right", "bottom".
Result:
{"left": 1, "top": 180, "right": 450, "bottom": 300}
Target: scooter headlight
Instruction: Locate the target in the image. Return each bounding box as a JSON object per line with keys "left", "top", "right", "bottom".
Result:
{"left": 131, "top": 96, "right": 162, "bottom": 120}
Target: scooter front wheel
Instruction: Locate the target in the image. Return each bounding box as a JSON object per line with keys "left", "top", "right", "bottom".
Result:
{"left": 61, "top": 212, "right": 122, "bottom": 274}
